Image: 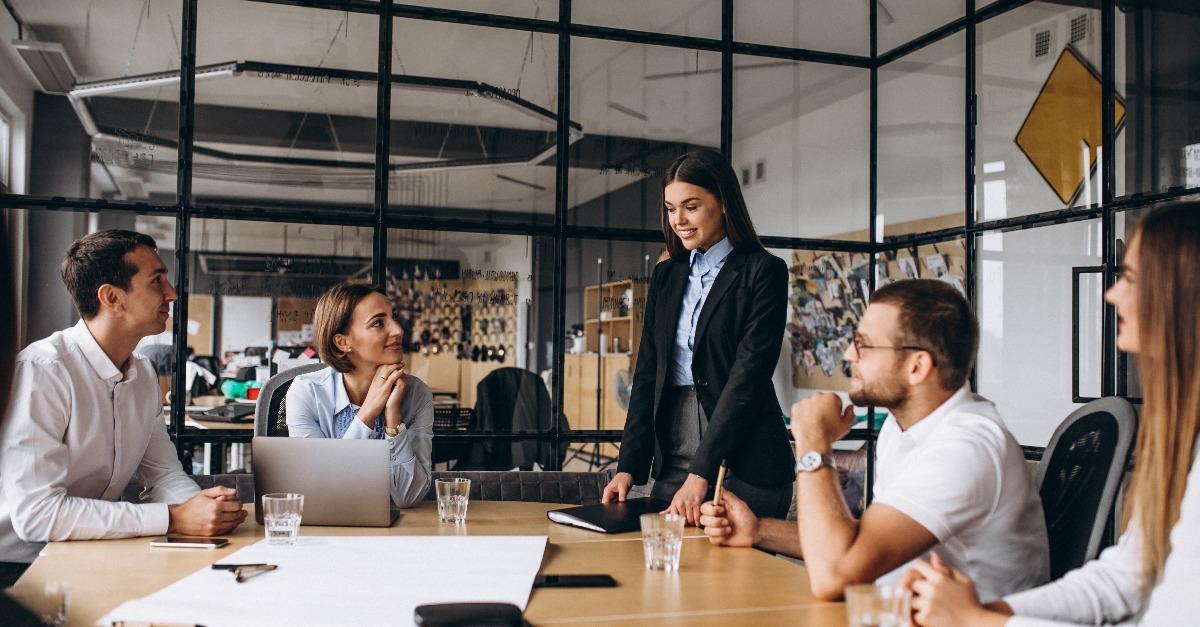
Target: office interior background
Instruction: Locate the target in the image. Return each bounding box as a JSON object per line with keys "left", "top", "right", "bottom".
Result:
{"left": 0, "top": 0, "right": 1196, "bottom": 487}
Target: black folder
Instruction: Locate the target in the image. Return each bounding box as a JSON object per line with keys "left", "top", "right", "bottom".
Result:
{"left": 547, "top": 498, "right": 672, "bottom": 533}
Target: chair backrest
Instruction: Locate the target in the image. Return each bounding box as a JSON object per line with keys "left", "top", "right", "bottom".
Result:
{"left": 424, "top": 470, "right": 615, "bottom": 505}
{"left": 254, "top": 363, "right": 326, "bottom": 437}
{"left": 1036, "top": 397, "right": 1137, "bottom": 579}
{"left": 460, "top": 367, "right": 568, "bottom": 469}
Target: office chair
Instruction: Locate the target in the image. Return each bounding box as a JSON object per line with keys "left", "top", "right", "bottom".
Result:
{"left": 254, "top": 363, "right": 326, "bottom": 437}
{"left": 458, "top": 367, "right": 569, "bottom": 470}
{"left": 1036, "top": 397, "right": 1137, "bottom": 579}
{"left": 423, "top": 470, "right": 615, "bottom": 505}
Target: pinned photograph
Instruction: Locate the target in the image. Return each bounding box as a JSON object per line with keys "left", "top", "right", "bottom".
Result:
{"left": 898, "top": 256, "right": 919, "bottom": 279}
{"left": 925, "top": 253, "right": 950, "bottom": 278}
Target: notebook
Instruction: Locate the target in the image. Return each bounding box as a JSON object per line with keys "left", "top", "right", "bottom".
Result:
{"left": 547, "top": 498, "right": 671, "bottom": 533}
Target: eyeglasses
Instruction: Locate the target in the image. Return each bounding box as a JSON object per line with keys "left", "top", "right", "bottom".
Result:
{"left": 851, "top": 338, "right": 933, "bottom": 361}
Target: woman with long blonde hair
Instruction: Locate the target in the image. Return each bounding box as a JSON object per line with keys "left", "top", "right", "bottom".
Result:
{"left": 902, "top": 202, "right": 1200, "bottom": 626}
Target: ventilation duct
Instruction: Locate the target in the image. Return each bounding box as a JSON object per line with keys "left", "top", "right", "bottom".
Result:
{"left": 11, "top": 39, "right": 77, "bottom": 94}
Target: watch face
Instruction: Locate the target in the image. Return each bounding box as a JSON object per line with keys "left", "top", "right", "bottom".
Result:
{"left": 801, "top": 451, "right": 822, "bottom": 471}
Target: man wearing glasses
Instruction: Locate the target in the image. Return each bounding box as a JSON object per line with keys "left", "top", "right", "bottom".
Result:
{"left": 700, "top": 279, "right": 1048, "bottom": 603}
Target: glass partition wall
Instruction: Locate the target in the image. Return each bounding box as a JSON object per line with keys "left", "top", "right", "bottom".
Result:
{"left": 3, "top": 0, "right": 1195, "bottom": 476}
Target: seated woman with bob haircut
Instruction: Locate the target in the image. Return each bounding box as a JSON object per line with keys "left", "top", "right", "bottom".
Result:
{"left": 286, "top": 283, "right": 433, "bottom": 508}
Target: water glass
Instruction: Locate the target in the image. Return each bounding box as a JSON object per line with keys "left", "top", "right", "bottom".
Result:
{"left": 39, "top": 581, "right": 69, "bottom": 627}
{"left": 262, "top": 492, "right": 303, "bottom": 545}
{"left": 845, "top": 583, "right": 911, "bottom": 627}
{"left": 435, "top": 478, "right": 471, "bottom": 524}
{"left": 639, "top": 513, "right": 684, "bottom": 572}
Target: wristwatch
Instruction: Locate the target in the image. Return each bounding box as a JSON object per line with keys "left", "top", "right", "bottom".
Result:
{"left": 795, "top": 451, "right": 836, "bottom": 474}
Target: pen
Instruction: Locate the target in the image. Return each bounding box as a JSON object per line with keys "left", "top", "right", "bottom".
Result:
{"left": 233, "top": 564, "right": 277, "bottom": 583}
{"left": 712, "top": 463, "right": 728, "bottom": 506}
{"left": 211, "top": 563, "right": 269, "bottom": 570}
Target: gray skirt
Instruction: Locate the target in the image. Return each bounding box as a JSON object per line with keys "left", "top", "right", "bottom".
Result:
{"left": 649, "top": 385, "right": 793, "bottom": 520}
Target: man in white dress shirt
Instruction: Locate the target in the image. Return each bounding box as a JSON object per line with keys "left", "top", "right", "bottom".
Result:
{"left": 700, "top": 279, "right": 1049, "bottom": 602}
{"left": 0, "top": 230, "right": 247, "bottom": 584}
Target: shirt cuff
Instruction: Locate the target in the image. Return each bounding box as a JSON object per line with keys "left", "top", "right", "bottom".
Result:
{"left": 1001, "top": 590, "right": 1044, "bottom": 620}
{"left": 143, "top": 503, "right": 171, "bottom": 536}
{"left": 385, "top": 424, "right": 417, "bottom": 463}
{"left": 342, "top": 416, "right": 378, "bottom": 439}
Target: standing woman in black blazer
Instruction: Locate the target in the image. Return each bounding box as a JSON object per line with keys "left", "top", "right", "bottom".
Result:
{"left": 602, "top": 148, "right": 795, "bottom": 525}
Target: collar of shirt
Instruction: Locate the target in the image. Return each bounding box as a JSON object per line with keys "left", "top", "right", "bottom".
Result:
{"left": 65, "top": 319, "right": 133, "bottom": 385}
{"left": 894, "top": 386, "right": 972, "bottom": 445}
{"left": 330, "top": 369, "right": 356, "bottom": 414}
{"left": 688, "top": 236, "right": 733, "bottom": 276}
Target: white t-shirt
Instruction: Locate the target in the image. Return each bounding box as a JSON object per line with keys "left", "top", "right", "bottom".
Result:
{"left": 872, "top": 387, "right": 1050, "bottom": 601}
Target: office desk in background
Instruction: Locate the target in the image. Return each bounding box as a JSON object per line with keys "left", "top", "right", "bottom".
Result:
{"left": 11, "top": 501, "right": 847, "bottom": 626}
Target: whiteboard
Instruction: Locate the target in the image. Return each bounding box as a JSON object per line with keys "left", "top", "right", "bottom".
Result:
{"left": 221, "top": 296, "right": 273, "bottom": 353}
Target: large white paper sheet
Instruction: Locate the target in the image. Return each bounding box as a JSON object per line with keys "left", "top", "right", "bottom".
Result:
{"left": 99, "top": 535, "right": 548, "bottom": 627}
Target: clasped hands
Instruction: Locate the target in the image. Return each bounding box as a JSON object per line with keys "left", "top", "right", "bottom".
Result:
{"left": 360, "top": 362, "right": 410, "bottom": 431}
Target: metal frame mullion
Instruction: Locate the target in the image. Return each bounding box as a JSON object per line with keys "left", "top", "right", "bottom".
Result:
{"left": 964, "top": 0, "right": 977, "bottom": 317}
{"left": 1100, "top": 0, "right": 1117, "bottom": 398}
{"left": 169, "top": 0, "right": 198, "bottom": 463}
{"left": 372, "top": 1, "right": 393, "bottom": 287}
{"left": 864, "top": 0, "right": 879, "bottom": 506}
{"left": 550, "top": 0, "right": 572, "bottom": 470}
{"left": 720, "top": 0, "right": 733, "bottom": 157}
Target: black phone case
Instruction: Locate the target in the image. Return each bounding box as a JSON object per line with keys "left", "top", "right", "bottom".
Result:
{"left": 413, "top": 602, "right": 523, "bottom": 627}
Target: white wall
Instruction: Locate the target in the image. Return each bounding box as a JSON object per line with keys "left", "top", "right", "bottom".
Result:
{"left": 735, "top": 70, "right": 871, "bottom": 240}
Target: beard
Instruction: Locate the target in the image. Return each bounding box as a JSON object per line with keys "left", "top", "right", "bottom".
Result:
{"left": 848, "top": 371, "right": 909, "bottom": 409}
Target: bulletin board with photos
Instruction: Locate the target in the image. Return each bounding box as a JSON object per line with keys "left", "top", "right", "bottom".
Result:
{"left": 788, "top": 240, "right": 966, "bottom": 390}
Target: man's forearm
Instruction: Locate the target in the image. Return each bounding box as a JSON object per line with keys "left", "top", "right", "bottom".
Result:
{"left": 754, "top": 517, "right": 805, "bottom": 557}
{"left": 795, "top": 446, "right": 860, "bottom": 597}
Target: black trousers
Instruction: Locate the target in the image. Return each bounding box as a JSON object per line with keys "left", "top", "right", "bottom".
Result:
{"left": 0, "top": 561, "right": 29, "bottom": 588}
{"left": 650, "top": 385, "right": 793, "bottom": 519}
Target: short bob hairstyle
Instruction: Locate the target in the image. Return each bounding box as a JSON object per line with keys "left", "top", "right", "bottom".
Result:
{"left": 313, "top": 282, "right": 389, "bottom": 373}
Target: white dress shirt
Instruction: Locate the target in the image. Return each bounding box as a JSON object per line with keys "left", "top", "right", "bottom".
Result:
{"left": 1003, "top": 442, "right": 1200, "bottom": 627}
{"left": 285, "top": 366, "right": 433, "bottom": 509}
{"left": 0, "top": 321, "right": 200, "bottom": 563}
{"left": 873, "top": 387, "right": 1050, "bottom": 601}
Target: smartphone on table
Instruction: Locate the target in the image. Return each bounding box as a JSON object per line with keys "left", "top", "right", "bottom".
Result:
{"left": 150, "top": 536, "right": 229, "bottom": 549}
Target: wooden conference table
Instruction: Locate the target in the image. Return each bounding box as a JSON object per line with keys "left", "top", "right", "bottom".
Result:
{"left": 12, "top": 501, "right": 847, "bottom": 626}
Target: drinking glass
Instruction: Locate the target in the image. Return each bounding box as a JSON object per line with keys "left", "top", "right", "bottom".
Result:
{"left": 435, "top": 478, "right": 471, "bottom": 524}
{"left": 639, "top": 513, "right": 684, "bottom": 572}
{"left": 844, "top": 583, "right": 912, "bottom": 627}
{"left": 261, "top": 492, "right": 303, "bottom": 545}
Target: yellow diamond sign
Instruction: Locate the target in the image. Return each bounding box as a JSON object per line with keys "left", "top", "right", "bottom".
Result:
{"left": 1015, "top": 46, "right": 1126, "bottom": 205}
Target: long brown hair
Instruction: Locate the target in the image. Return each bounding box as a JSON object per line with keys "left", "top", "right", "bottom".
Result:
{"left": 1122, "top": 201, "right": 1200, "bottom": 591}
{"left": 661, "top": 148, "right": 766, "bottom": 260}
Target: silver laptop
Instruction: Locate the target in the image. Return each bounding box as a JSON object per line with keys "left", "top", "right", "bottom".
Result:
{"left": 252, "top": 437, "right": 399, "bottom": 527}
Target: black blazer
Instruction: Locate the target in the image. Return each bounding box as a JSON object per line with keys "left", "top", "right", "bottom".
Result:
{"left": 616, "top": 247, "right": 795, "bottom": 487}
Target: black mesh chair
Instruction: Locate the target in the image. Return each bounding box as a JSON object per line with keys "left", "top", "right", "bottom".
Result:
{"left": 458, "top": 368, "right": 569, "bottom": 470}
{"left": 254, "top": 363, "right": 326, "bottom": 437}
{"left": 1036, "top": 397, "right": 1137, "bottom": 579}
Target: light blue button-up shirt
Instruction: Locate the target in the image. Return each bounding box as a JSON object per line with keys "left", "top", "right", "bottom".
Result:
{"left": 285, "top": 366, "right": 433, "bottom": 508}
{"left": 669, "top": 237, "right": 733, "bottom": 386}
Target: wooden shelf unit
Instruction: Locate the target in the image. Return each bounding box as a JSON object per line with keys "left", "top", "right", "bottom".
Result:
{"left": 566, "top": 279, "right": 648, "bottom": 462}
{"left": 582, "top": 279, "right": 647, "bottom": 362}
